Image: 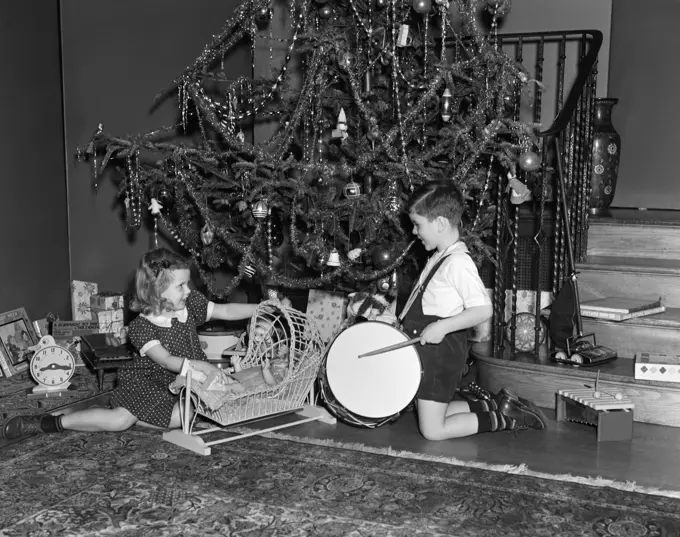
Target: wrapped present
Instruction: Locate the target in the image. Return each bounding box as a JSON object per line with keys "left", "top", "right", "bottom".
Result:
{"left": 91, "top": 292, "right": 124, "bottom": 310}
{"left": 71, "top": 280, "right": 98, "bottom": 321}
{"left": 306, "top": 289, "right": 348, "bottom": 344}
{"left": 91, "top": 307, "right": 124, "bottom": 334}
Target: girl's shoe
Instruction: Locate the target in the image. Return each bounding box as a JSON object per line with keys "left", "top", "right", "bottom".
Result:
{"left": 1, "top": 414, "right": 46, "bottom": 441}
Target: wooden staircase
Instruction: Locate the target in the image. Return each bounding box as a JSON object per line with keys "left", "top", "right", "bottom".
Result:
{"left": 579, "top": 209, "right": 680, "bottom": 357}
{"left": 475, "top": 208, "right": 680, "bottom": 428}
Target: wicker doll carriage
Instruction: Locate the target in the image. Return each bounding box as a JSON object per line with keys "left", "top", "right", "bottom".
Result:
{"left": 164, "top": 300, "right": 336, "bottom": 455}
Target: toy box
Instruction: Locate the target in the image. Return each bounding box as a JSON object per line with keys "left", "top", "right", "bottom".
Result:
{"left": 635, "top": 353, "right": 680, "bottom": 383}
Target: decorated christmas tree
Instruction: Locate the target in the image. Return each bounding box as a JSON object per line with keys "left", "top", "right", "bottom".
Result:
{"left": 78, "top": 0, "right": 538, "bottom": 299}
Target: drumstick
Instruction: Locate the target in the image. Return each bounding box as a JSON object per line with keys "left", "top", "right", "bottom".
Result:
{"left": 357, "top": 337, "right": 422, "bottom": 358}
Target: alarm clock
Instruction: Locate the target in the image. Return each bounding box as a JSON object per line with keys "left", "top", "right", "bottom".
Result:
{"left": 29, "top": 335, "right": 77, "bottom": 394}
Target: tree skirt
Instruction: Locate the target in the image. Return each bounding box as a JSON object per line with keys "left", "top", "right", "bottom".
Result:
{"left": 1, "top": 429, "right": 679, "bottom": 536}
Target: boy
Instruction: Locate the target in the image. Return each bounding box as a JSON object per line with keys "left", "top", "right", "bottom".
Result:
{"left": 378, "top": 179, "right": 546, "bottom": 441}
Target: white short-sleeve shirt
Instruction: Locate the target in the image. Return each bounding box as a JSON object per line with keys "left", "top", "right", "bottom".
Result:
{"left": 400, "top": 241, "right": 491, "bottom": 320}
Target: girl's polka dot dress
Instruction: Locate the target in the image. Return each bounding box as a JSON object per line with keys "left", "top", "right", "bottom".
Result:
{"left": 111, "top": 291, "right": 210, "bottom": 427}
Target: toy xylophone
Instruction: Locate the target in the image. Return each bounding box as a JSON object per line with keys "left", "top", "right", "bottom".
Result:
{"left": 556, "top": 388, "right": 634, "bottom": 442}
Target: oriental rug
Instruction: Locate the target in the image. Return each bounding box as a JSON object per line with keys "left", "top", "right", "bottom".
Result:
{"left": 1, "top": 427, "right": 679, "bottom": 536}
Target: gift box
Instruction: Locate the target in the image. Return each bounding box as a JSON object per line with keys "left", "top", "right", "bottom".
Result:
{"left": 91, "top": 307, "right": 124, "bottom": 334}
{"left": 635, "top": 353, "right": 680, "bottom": 383}
{"left": 71, "top": 280, "right": 99, "bottom": 321}
{"left": 306, "top": 289, "right": 348, "bottom": 344}
{"left": 91, "top": 292, "right": 124, "bottom": 310}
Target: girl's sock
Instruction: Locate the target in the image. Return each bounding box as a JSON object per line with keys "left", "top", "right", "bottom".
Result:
{"left": 40, "top": 414, "right": 64, "bottom": 434}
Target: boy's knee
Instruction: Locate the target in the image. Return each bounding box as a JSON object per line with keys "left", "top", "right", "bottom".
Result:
{"left": 419, "top": 424, "right": 446, "bottom": 441}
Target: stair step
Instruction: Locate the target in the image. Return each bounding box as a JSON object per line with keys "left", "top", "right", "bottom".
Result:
{"left": 577, "top": 256, "right": 680, "bottom": 307}
{"left": 582, "top": 307, "right": 680, "bottom": 358}
{"left": 588, "top": 221, "right": 680, "bottom": 260}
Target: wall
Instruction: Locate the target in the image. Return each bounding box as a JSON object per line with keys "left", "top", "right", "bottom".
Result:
{"left": 0, "top": 1, "right": 70, "bottom": 320}
{"left": 61, "top": 0, "right": 249, "bottom": 298}
{"left": 608, "top": 0, "right": 680, "bottom": 210}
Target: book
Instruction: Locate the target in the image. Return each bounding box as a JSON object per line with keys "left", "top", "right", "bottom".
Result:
{"left": 580, "top": 305, "right": 666, "bottom": 322}
{"left": 579, "top": 297, "right": 662, "bottom": 315}
{"left": 637, "top": 352, "right": 680, "bottom": 365}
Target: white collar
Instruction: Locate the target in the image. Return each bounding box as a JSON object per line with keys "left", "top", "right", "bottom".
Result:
{"left": 142, "top": 307, "right": 188, "bottom": 328}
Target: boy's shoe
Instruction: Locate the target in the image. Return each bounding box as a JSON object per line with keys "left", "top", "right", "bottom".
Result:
{"left": 496, "top": 389, "right": 547, "bottom": 430}
{"left": 1, "top": 414, "right": 45, "bottom": 441}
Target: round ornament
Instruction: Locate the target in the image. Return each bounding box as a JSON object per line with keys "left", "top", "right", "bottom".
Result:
{"left": 337, "top": 52, "right": 356, "bottom": 71}
{"left": 156, "top": 187, "right": 173, "bottom": 208}
{"left": 343, "top": 181, "right": 362, "bottom": 199}
{"left": 412, "top": 0, "right": 432, "bottom": 14}
{"left": 255, "top": 6, "right": 272, "bottom": 24}
{"left": 505, "top": 312, "right": 546, "bottom": 352}
{"left": 30, "top": 335, "right": 76, "bottom": 394}
{"left": 518, "top": 151, "right": 541, "bottom": 172}
{"left": 372, "top": 246, "right": 394, "bottom": 269}
{"left": 376, "top": 0, "right": 389, "bottom": 7}
{"left": 318, "top": 5, "right": 333, "bottom": 18}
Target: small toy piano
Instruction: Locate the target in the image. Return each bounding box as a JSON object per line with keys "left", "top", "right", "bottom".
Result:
{"left": 556, "top": 388, "right": 634, "bottom": 442}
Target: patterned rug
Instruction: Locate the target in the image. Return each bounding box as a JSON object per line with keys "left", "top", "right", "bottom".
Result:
{"left": 1, "top": 427, "right": 679, "bottom": 536}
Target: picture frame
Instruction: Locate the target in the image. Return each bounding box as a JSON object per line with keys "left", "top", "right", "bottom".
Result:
{"left": 0, "top": 307, "right": 39, "bottom": 377}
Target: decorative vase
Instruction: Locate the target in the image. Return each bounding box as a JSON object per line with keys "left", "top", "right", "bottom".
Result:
{"left": 589, "top": 98, "right": 621, "bottom": 215}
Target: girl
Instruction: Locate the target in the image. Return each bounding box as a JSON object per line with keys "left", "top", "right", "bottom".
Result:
{"left": 2, "top": 247, "right": 262, "bottom": 441}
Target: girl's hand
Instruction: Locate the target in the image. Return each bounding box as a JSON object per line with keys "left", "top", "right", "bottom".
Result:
{"left": 189, "top": 360, "right": 222, "bottom": 378}
{"left": 419, "top": 321, "right": 448, "bottom": 345}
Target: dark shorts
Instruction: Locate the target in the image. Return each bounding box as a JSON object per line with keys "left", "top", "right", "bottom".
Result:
{"left": 413, "top": 330, "right": 468, "bottom": 403}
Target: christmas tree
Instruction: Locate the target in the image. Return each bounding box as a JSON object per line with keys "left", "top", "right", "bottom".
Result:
{"left": 78, "top": 0, "right": 538, "bottom": 299}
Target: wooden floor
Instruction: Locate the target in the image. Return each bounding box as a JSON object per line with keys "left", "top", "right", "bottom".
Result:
{"left": 243, "top": 405, "right": 680, "bottom": 495}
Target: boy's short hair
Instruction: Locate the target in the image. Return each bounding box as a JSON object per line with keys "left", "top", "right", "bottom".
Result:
{"left": 130, "top": 247, "right": 191, "bottom": 315}
{"left": 407, "top": 179, "right": 465, "bottom": 226}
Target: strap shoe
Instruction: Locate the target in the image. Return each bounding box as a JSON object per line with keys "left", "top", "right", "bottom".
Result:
{"left": 496, "top": 389, "right": 547, "bottom": 430}
{"left": 1, "top": 414, "right": 46, "bottom": 441}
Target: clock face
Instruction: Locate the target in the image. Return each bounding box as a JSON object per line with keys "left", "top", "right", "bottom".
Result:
{"left": 31, "top": 345, "right": 76, "bottom": 387}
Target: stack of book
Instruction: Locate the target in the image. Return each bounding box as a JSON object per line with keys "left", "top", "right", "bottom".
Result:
{"left": 579, "top": 297, "right": 665, "bottom": 322}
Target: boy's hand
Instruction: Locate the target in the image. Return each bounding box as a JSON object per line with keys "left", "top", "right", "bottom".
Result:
{"left": 419, "top": 321, "right": 448, "bottom": 345}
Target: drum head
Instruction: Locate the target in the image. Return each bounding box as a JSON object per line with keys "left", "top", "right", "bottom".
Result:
{"left": 325, "top": 322, "right": 422, "bottom": 419}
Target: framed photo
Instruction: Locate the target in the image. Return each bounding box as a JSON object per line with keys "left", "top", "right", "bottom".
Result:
{"left": 0, "top": 307, "right": 38, "bottom": 376}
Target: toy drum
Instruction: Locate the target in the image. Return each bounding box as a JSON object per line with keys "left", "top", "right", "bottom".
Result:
{"left": 319, "top": 321, "right": 422, "bottom": 428}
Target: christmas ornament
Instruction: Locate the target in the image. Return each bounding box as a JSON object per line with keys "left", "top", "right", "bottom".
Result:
{"left": 363, "top": 173, "right": 374, "bottom": 194}
{"left": 255, "top": 6, "right": 272, "bottom": 24}
{"left": 376, "top": 0, "right": 389, "bottom": 7}
{"left": 156, "top": 187, "right": 173, "bottom": 208}
{"left": 252, "top": 200, "right": 269, "bottom": 219}
{"left": 412, "top": 0, "right": 432, "bottom": 14}
{"left": 518, "top": 151, "right": 541, "bottom": 172}
{"left": 337, "top": 52, "right": 356, "bottom": 71}
{"left": 363, "top": 71, "right": 372, "bottom": 94}
{"left": 347, "top": 248, "right": 363, "bottom": 261}
{"left": 380, "top": 50, "right": 393, "bottom": 66}
{"left": 386, "top": 195, "right": 400, "bottom": 213}
{"left": 326, "top": 248, "right": 341, "bottom": 267}
{"left": 372, "top": 246, "right": 393, "bottom": 269}
{"left": 343, "top": 181, "right": 362, "bottom": 199}
{"left": 200, "top": 223, "right": 214, "bottom": 245}
{"left": 331, "top": 108, "right": 348, "bottom": 140}
{"left": 440, "top": 88, "right": 453, "bottom": 122}
{"left": 376, "top": 275, "right": 391, "bottom": 293}
{"left": 318, "top": 5, "right": 332, "bottom": 18}
{"left": 506, "top": 173, "right": 532, "bottom": 205}
{"left": 397, "top": 24, "right": 413, "bottom": 47}
{"left": 243, "top": 264, "right": 256, "bottom": 279}
{"left": 235, "top": 200, "right": 248, "bottom": 212}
